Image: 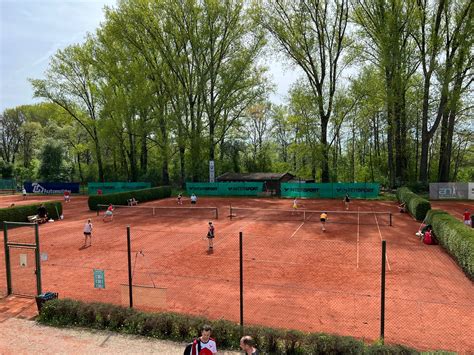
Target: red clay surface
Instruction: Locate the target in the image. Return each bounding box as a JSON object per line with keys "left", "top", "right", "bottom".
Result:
{"left": 0, "top": 194, "right": 472, "bottom": 352}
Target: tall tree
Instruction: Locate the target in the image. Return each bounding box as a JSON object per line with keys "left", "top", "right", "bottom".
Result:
{"left": 260, "top": 0, "right": 350, "bottom": 182}
{"left": 30, "top": 41, "right": 106, "bottom": 181}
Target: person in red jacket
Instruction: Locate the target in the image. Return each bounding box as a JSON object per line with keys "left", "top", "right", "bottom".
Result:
{"left": 463, "top": 209, "right": 471, "bottom": 226}
{"left": 184, "top": 324, "right": 217, "bottom": 355}
{"left": 423, "top": 227, "right": 433, "bottom": 245}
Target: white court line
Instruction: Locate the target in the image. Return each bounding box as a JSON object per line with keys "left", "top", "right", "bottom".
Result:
{"left": 357, "top": 208, "right": 360, "bottom": 268}
{"left": 290, "top": 221, "right": 305, "bottom": 238}
{"left": 374, "top": 213, "right": 391, "bottom": 271}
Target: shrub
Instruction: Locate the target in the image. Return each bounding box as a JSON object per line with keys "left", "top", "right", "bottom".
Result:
{"left": 425, "top": 209, "right": 474, "bottom": 280}
{"left": 396, "top": 187, "right": 431, "bottom": 221}
{"left": 88, "top": 186, "right": 171, "bottom": 211}
{"left": 0, "top": 201, "right": 63, "bottom": 228}
{"left": 37, "top": 298, "right": 422, "bottom": 353}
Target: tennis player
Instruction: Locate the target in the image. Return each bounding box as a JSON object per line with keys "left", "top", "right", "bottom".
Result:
{"left": 177, "top": 193, "right": 183, "bottom": 205}
{"left": 207, "top": 221, "right": 215, "bottom": 250}
{"left": 320, "top": 211, "right": 328, "bottom": 231}
{"left": 292, "top": 198, "right": 298, "bottom": 209}
{"left": 184, "top": 324, "right": 217, "bottom": 355}
{"left": 83, "top": 219, "right": 93, "bottom": 247}
{"left": 343, "top": 194, "right": 351, "bottom": 210}
{"left": 103, "top": 204, "right": 114, "bottom": 222}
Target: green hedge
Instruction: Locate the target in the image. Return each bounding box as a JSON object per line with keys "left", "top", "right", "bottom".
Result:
{"left": 425, "top": 209, "right": 474, "bottom": 280}
{"left": 88, "top": 186, "right": 171, "bottom": 211}
{"left": 396, "top": 187, "right": 431, "bottom": 221}
{"left": 0, "top": 201, "right": 63, "bottom": 228}
{"left": 37, "top": 298, "right": 420, "bottom": 354}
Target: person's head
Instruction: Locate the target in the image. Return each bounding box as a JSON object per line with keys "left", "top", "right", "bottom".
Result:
{"left": 240, "top": 336, "right": 256, "bottom": 352}
{"left": 209, "top": 221, "right": 212, "bottom": 225}
{"left": 87, "top": 219, "right": 91, "bottom": 223}
{"left": 200, "top": 324, "right": 212, "bottom": 341}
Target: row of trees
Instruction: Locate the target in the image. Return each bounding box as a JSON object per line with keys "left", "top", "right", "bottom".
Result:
{"left": 1, "top": 0, "right": 472, "bottom": 187}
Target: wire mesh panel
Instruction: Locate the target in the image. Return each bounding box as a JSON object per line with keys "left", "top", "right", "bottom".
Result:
{"left": 384, "top": 244, "right": 474, "bottom": 352}
{"left": 8, "top": 247, "right": 37, "bottom": 296}
{"left": 97, "top": 204, "right": 218, "bottom": 220}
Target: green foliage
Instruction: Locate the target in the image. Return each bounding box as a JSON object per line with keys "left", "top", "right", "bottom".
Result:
{"left": 0, "top": 201, "right": 63, "bottom": 228}
{"left": 88, "top": 186, "right": 171, "bottom": 210}
{"left": 425, "top": 209, "right": 474, "bottom": 280}
{"left": 38, "top": 298, "right": 421, "bottom": 353}
{"left": 0, "top": 160, "right": 14, "bottom": 179}
{"left": 396, "top": 187, "right": 431, "bottom": 221}
{"left": 38, "top": 140, "right": 66, "bottom": 181}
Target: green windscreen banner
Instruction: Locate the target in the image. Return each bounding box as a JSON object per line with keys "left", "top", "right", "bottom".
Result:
{"left": 281, "top": 183, "right": 380, "bottom": 198}
{"left": 186, "top": 182, "right": 264, "bottom": 196}
{"left": 0, "top": 179, "right": 16, "bottom": 190}
{"left": 88, "top": 182, "right": 152, "bottom": 195}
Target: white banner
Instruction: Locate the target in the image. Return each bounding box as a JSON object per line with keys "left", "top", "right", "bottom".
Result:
{"left": 469, "top": 183, "right": 474, "bottom": 200}
{"left": 209, "top": 160, "right": 215, "bottom": 183}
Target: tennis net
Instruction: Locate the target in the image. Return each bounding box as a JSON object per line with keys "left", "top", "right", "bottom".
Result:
{"left": 97, "top": 204, "right": 219, "bottom": 219}
{"left": 229, "top": 206, "right": 392, "bottom": 226}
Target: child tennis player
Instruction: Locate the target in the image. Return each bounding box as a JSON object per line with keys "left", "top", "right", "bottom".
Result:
{"left": 103, "top": 204, "right": 114, "bottom": 222}
{"left": 320, "top": 212, "right": 328, "bottom": 231}
{"left": 177, "top": 193, "right": 183, "bottom": 205}
{"left": 207, "top": 221, "right": 215, "bottom": 251}
{"left": 293, "top": 198, "right": 298, "bottom": 209}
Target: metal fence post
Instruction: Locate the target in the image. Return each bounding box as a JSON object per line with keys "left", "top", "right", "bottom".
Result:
{"left": 380, "top": 240, "right": 386, "bottom": 342}
{"left": 3, "top": 223, "right": 12, "bottom": 295}
{"left": 239, "top": 231, "right": 243, "bottom": 336}
{"left": 35, "top": 223, "right": 42, "bottom": 295}
{"left": 127, "top": 226, "right": 133, "bottom": 308}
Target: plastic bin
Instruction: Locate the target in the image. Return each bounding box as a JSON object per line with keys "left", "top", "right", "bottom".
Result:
{"left": 35, "top": 292, "right": 58, "bottom": 313}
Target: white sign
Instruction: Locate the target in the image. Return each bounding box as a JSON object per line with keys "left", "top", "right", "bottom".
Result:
{"left": 469, "top": 183, "right": 474, "bottom": 200}
{"left": 209, "top": 160, "right": 215, "bottom": 183}
{"left": 20, "top": 254, "right": 27, "bottom": 267}
{"left": 41, "top": 253, "right": 48, "bottom": 261}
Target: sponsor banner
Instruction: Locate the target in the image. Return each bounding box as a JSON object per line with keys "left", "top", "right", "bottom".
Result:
{"left": 281, "top": 183, "right": 380, "bottom": 198}
{"left": 186, "top": 182, "right": 264, "bottom": 196}
{"left": 209, "top": 160, "right": 215, "bottom": 183}
{"left": 429, "top": 183, "right": 469, "bottom": 200}
{"left": 469, "top": 183, "right": 474, "bottom": 200}
{"left": 24, "top": 182, "right": 80, "bottom": 194}
{"left": 88, "top": 182, "right": 151, "bottom": 195}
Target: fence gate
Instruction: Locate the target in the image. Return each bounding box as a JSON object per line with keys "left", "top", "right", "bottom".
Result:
{"left": 3, "top": 222, "right": 42, "bottom": 297}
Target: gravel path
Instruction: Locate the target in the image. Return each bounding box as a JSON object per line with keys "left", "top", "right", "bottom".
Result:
{"left": 0, "top": 318, "right": 241, "bottom": 354}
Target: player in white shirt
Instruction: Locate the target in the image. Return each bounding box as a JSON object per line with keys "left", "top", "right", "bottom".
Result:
{"left": 83, "top": 219, "right": 93, "bottom": 247}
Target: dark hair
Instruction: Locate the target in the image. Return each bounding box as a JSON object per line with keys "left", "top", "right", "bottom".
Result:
{"left": 241, "top": 335, "right": 255, "bottom": 347}
{"left": 201, "top": 324, "right": 212, "bottom": 332}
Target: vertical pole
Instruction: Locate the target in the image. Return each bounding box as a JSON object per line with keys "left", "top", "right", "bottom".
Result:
{"left": 127, "top": 226, "right": 133, "bottom": 308}
{"left": 239, "top": 231, "right": 243, "bottom": 336}
{"left": 380, "top": 240, "right": 386, "bottom": 342}
{"left": 215, "top": 207, "right": 218, "bottom": 220}
{"left": 389, "top": 213, "right": 392, "bottom": 227}
{"left": 35, "top": 223, "right": 42, "bottom": 295}
{"left": 3, "top": 223, "right": 12, "bottom": 295}
{"left": 230, "top": 204, "right": 233, "bottom": 220}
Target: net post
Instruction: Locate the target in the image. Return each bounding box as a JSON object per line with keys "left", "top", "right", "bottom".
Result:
{"left": 380, "top": 240, "right": 386, "bottom": 343}
{"left": 215, "top": 207, "right": 219, "bottom": 220}
{"left": 239, "top": 231, "right": 244, "bottom": 337}
{"left": 127, "top": 226, "right": 133, "bottom": 308}
{"left": 35, "top": 223, "right": 42, "bottom": 295}
{"left": 389, "top": 213, "right": 392, "bottom": 226}
{"left": 230, "top": 204, "right": 233, "bottom": 220}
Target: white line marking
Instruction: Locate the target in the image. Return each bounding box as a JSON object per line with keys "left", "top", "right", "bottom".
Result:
{"left": 357, "top": 208, "right": 360, "bottom": 269}
{"left": 375, "top": 213, "right": 391, "bottom": 271}
{"left": 290, "top": 222, "right": 305, "bottom": 238}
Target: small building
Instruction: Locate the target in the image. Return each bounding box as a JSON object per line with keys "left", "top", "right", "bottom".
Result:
{"left": 216, "top": 172, "right": 295, "bottom": 196}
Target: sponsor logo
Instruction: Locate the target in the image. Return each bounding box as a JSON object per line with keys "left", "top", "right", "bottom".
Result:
{"left": 31, "top": 183, "right": 71, "bottom": 194}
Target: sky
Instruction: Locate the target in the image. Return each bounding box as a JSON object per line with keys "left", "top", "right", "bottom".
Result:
{"left": 0, "top": 0, "right": 299, "bottom": 112}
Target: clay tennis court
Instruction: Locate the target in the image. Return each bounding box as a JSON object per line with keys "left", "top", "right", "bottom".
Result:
{"left": 0, "top": 194, "right": 472, "bottom": 352}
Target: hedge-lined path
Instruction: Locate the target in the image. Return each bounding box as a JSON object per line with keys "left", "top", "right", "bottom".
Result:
{"left": 0, "top": 297, "right": 240, "bottom": 354}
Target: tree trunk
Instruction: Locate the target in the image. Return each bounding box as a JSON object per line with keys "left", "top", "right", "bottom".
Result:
{"left": 321, "top": 116, "right": 330, "bottom": 182}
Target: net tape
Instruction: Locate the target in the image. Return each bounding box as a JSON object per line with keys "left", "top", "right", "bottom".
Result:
{"left": 97, "top": 204, "right": 218, "bottom": 219}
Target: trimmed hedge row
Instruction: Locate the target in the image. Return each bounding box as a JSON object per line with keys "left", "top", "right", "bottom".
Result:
{"left": 0, "top": 201, "right": 63, "bottom": 228}
{"left": 396, "top": 187, "right": 431, "bottom": 221}
{"left": 37, "top": 298, "right": 420, "bottom": 354}
{"left": 425, "top": 209, "right": 474, "bottom": 280}
{"left": 88, "top": 186, "right": 171, "bottom": 211}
